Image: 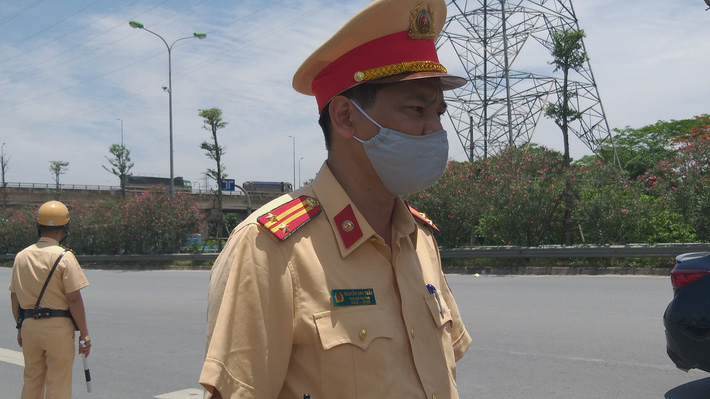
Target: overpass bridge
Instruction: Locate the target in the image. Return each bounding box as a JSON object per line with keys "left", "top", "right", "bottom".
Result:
{"left": 0, "top": 183, "right": 282, "bottom": 216}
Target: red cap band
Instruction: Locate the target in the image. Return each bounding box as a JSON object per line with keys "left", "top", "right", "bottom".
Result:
{"left": 311, "top": 31, "right": 440, "bottom": 112}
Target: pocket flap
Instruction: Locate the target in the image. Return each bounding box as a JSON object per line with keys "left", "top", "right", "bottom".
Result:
{"left": 314, "top": 306, "right": 394, "bottom": 351}
{"left": 424, "top": 294, "right": 453, "bottom": 328}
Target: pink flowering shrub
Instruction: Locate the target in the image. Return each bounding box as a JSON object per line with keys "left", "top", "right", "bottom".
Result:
{"left": 641, "top": 128, "right": 710, "bottom": 240}
{"left": 0, "top": 206, "right": 37, "bottom": 254}
{"left": 471, "top": 146, "right": 567, "bottom": 246}
{"left": 0, "top": 186, "right": 206, "bottom": 255}
{"left": 574, "top": 160, "right": 666, "bottom": 244}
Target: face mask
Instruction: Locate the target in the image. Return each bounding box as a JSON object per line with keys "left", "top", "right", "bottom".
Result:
{"left": 350, "top": 101, "right": 449, "bottom": 196}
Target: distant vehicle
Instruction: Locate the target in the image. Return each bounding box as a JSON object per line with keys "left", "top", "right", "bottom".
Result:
{"left": 242, "top": 181, "right": 292, "bottom": 194}
{"left": 125, "top": 176, "right": 191, "bottom": 192}
{"left": 663, "top": 252, "right": 710, "bottom": 372}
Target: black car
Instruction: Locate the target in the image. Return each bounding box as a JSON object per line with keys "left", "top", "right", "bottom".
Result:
{"left": 663, "top": 252, "right": 710, "bottom": 372}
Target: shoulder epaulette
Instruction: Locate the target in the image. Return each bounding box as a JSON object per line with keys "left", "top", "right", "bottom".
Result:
{"left": 407, "top": 205, "right": 439, "bottom": 232}
{"left": 257, "top": 195, "right": 322, "bottom": 241}
{"left": 60, "top": 246, "right": 75, "bottom": 255}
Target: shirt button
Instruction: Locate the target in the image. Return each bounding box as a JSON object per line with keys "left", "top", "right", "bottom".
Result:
{"left": 432, "top": 395, "right": 437, "bottom": 399}
{"left": 410, "top": 328, "right": 416, "bottom": 338}
{"left": 359, "top": 329, "right": 367, "bottom": 341}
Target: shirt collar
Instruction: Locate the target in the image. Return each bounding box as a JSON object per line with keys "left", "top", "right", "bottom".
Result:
{"left": 311, "top": 162, "right": 418, "bottom": 256}
{"left": 37, "top": 236, "right": 59, "bottom": 245}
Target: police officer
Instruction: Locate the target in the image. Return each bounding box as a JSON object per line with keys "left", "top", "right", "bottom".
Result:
{"left": 9, "top": 200, "right": 91, "bottom": 399}
{"left": 200, "top": 0, "right": 471, "bottom": 398}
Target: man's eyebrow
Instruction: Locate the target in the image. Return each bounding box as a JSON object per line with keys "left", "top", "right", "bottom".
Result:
{"left": 405, "top": 93, "right": 447, "bottom": 109}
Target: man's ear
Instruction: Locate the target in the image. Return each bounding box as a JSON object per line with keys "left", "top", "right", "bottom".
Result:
{"left": 329, "top": 96, "right": 357, "bottom": 139}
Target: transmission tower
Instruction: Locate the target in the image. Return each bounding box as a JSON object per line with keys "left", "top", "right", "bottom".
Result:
{"left": 438, "top": 0, "right": 615, "bottom": 161}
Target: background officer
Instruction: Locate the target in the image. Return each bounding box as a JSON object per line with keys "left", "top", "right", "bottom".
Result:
{"left": 9, "top": 200, "right": 91, "bottom": 399}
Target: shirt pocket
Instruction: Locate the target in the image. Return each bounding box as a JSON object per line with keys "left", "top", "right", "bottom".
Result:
{"left": 314, "top": 306, "right": 395, "bottom": 398}
{"left": 424, "top": 293, "right": 458, "bottom": 386}
{"left": 424, "top": 293, "right": 453, "bottom": 328}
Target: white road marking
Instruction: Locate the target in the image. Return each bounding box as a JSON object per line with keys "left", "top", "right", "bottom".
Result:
{"left": 0, "top": 348, "right": 24, "bottom": 366}
{"left": 154, "top": 388, "right": 204, "bottom": 399}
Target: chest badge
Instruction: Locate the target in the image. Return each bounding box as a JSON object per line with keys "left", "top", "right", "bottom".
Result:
{"left": 331, "top": 289, "right": 376, "bottom": 306}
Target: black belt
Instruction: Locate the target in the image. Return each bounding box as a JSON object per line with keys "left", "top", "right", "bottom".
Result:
{"left": 21, "top": 308, "right": 72, "bottom": 320}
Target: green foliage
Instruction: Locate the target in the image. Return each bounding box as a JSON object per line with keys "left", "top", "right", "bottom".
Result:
{"left": 0, "top": 206, "right": 37, "bottom": 254}
{"left": 574, "top": 161, "right": 654, "bottom": 244}
{"left": 472, "top": 146, "right": 566, "bottom": 246}
{"left": 408, "top": 117, "right": 709, "bottom": 248}
{"left": 642, "top": 120, "right": 710, "bottom": 241}
{"left": 199, "top": 107, "right": 228, "bottom": 184}
{"left": 405, "top": 161, "right": 480, "bottom": 248}
{"left": 49, "top": 160, "right": 69, "bottom": 188}
{"left": 103, "top": 144, "right": 134, "bottom": 191}
{"left": 585, "top": 118, "right": 704, "bottom": 179}
{"left": 548, "top": 29, "right": 589, "bottom": 73}
{"left": 0, "top": 186, "right": 206, "bottom": 255}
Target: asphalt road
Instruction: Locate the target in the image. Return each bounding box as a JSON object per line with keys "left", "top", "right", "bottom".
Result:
{"left": 0, "top": 268, "right": 708, "bottom": 399}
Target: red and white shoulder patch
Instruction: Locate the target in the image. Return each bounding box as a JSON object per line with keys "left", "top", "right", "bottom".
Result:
{"left": 408, "top": 205, "right": 439, "bottom": 232}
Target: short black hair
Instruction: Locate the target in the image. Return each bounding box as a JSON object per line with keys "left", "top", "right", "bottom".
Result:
{"left": 318, "top": 83, "right": 385, "bottom": 151}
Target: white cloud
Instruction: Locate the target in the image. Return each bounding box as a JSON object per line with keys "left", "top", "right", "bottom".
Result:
{"left": 0, "top": 0, "right": 708, "bottom": 187}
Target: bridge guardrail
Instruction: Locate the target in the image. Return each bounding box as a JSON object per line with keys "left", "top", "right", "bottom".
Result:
{"left": 1, "top": 244, "right": 708, "bottom": 262}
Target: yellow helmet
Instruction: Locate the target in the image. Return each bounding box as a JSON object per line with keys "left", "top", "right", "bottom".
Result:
{"left": 36, "top": 201, "right": 70, "bottom": 228}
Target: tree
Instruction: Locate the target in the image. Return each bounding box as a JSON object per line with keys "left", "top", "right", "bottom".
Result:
{"left": 103, "top": 144, "right": 134, "bottom": 197}
{"left": 199, "top": 107, "right": 229, "bottom": 248}
{"left": 544, "top": 28, "right": 589, "bottom": 246}
{"left": 1, "top": 145, "right": 8, "bottom": 208}
{"left": 582, "top": 117, "right": 706, "bottom": 180}
{"left": 49, "top": 161, "right": 69, "bottom": 193}
{"left": 1, "top": 144, "right": 8, "bottom": 188}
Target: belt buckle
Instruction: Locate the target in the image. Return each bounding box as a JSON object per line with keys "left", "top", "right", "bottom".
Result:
{"left": 33, "top": 312, "right": 41, "bottom": 320}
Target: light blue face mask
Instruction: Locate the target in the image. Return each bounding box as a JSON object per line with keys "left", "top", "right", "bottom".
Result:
{"left": 350, "top": 100, "right": 449, "bottom": 196}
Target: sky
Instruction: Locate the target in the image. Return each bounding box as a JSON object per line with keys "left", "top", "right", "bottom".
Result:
{"left": 0, "top": 0, "right": 708, "bottom": 190}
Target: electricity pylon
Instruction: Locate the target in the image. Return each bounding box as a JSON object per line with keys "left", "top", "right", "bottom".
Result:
{"left": 438, "top": 0, "right": 616, "bottom": 162}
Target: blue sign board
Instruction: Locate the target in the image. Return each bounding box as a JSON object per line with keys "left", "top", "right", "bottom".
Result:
{"left": 221, "top": 179, "right": 235, "bottom": 191}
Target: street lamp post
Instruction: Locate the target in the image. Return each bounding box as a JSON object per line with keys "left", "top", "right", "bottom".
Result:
{"left": 288, "top": 135, "right": 296, "bottom": 191}
{"left": 129, "top": 20, "right": 206, "bottom": 197}
{"left": 116, "top": 117, "right": 124, "bottom": 146}
{"left": 298, "top": 157, "right": 304, "bottom": 188}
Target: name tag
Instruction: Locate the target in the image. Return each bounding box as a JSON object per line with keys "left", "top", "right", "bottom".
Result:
{"left": 331, "top": 289, "right": 376, "bottom": 306}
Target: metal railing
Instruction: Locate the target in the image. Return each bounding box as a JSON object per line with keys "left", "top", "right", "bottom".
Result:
{"left": 2, "top": 243, "right": 708, "bottom": 263}
{"left": 2, "top": 182, "right": 119, "bottom": 191}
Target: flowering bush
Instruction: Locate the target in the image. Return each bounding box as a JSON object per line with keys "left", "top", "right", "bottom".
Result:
{"left": 0, "top": 186, "right": 206, "bottom": 255}
{"left": 0, "top": 206, "right": 38, "bottom": 254}
{"left": 472, "top": 146, "right": 567, "bottom": 246}
{"left": 405, "top": 161, "right": 480, "bottom": 247}
{"left": 574, "top": 160, "right": 657, "bottom": 244}
{"left": 641, "top": 121, "right": 710, "bottom": 241}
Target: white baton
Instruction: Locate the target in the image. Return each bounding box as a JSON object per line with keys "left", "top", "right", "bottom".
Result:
{"left": 81, "top": 354, "right": 92, "bottom": 393}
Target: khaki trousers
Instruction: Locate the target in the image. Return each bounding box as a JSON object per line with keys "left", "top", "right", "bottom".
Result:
{"left": 20, "top": 317, "right": 75, "bottom": 399}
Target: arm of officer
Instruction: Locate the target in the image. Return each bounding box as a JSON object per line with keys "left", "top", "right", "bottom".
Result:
{"left": 200, "top": 224, "right": 294, "bottom": 399}
{"left": 10, "top": 292, "right": 21, "bottom": 347}
{"left": 66, "top": 289, "right": 91, "bottom": 357}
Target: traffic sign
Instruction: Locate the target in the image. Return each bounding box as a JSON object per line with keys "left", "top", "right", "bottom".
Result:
{"left": 221, "top": 179, "right": 235, "bottom": 191}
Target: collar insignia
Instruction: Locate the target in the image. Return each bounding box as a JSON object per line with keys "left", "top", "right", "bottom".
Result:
{"left": 334, "top": 204, "right": 363, "bottom": 248}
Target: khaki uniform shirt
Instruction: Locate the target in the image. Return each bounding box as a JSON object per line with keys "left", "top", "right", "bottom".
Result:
{"left": 9, "top": 237, "right": 89, "bottom": 310}
{"left": 200, "top": 163, "right": 471, "bottom": 399}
